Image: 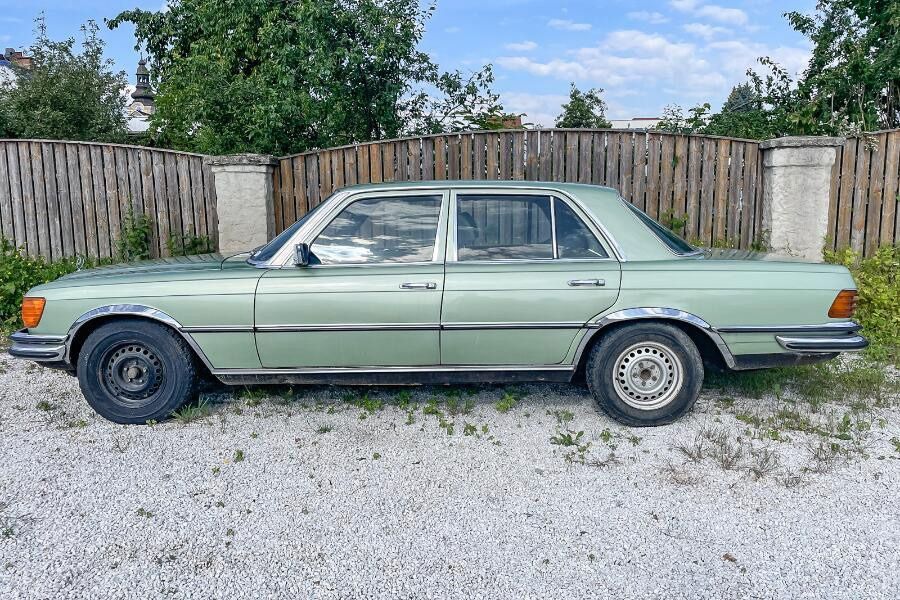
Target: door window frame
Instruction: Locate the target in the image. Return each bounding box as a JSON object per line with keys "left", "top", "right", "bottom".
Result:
{"left": 276, "top": 188, "right": 451, "bottom": 268}
{"left": 447, "top": 188, "right": 617, "bottom": 264}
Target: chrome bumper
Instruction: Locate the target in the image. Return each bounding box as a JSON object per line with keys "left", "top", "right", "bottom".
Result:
{"left": 773, "top": 321, "right": 868, "bottom": 353}
{"left": 8, "top": 329, "right": 68, "bottom": 361}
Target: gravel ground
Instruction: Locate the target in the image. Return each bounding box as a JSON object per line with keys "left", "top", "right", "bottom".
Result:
{"left": 0, "top": 354, "right": 898, "bottom": 599}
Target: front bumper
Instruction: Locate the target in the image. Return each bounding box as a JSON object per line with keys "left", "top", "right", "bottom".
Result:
{"left": 8, "top": 329, "right": 69, "bottom": 362}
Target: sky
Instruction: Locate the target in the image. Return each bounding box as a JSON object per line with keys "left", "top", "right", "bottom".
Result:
{"left": 0, "top": 0, "right": 816, "bottom": 127}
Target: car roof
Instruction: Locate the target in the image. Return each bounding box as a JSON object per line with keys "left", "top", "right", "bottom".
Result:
{"left": 341, "top": 180, "right": 622, "bottom": 198}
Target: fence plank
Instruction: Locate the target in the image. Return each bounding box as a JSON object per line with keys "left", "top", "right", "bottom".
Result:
{"left": 306, "top": 153, "right": 321, "bottom": 207}
{"left": 564, "top": 132, "right": 578, "bottom": 183}
{"left": 685, "top": 137, "right": 703, "bottom": 242}
{"left": 278, "top": 158, "right": 293, "bottom": 227}
{"left": 103, "top": 146, "right": 122, "bottom": 256}
{"left": 620, "top": 133, "right": 634, "bottom": 203}
{"left": 641, "top": 133, "right": 656, "bottom": 216}
{"left": 485, "top": 133, "right": 499, "bottom": 180}
{"left": 292, "top": 156, "right": 308, "bottom": 221}
{"left": 17, "top": 143, "right": 38, "bottom": 256}
{"left": 835, "top": 138, "right": 857, "bottom": 249}
{"left": 460, "top": 135, "right": 472, "bottom": 179}
{"left": 358, "top": 145, "right": 371, "bottom": 184}
{"left": 512, "top": 131, "right": 525, "bottom": 181}
{"left": 176, "top": 156, "right": 195, "bottom": 241}
{"left": 591, "top": 132, "right": 606, "bottom": 185}
{"left": 740, "top": 143, "right": 758, "bottom": 249}
{"left": 113, "top": 147, "right": 132, "bottom": 247}
{"left": 369, "top": 143, "right": 383, "bottom": 184}
{"left": 407, "top": 139, "right": 421, "bottom": 181}
{"left": 422, "top": 137, "right": 434, "bottom": 181}
{"left": 882, "top": 131, "right": 900, "bottom": 247}
{"left": 448, "top": 136, "right": 461, "bottom": 179}
{"left": 55, "top": 144, "right": 75, "bottom": 258}
{"left": 433, "top": 137, "right": 446, "bottom": 180}
{"left": 697, "top": 139, "right": 716, "bottom": 243}
{"left": 498, "top": 133, "right": 512, "bottom": 180}
{"left": 605, "top": 132, "right": 620, "bottom": 190}
{"left": 538, "top": 131, "right": 552, "bottom": 181}
{"left": 40, "top": 144, "right": 64, "bottom": 259}
{"left": 849, "top": 141, "right": 871, "bottom": 253}
{"left": 473, "top": 133, "right": 487, "bottom": 180}
{"left": 165, "top": 153, "right": 183, "bottom": 253}
{"left": 864, "top": 133, "right": 887, "bottom": 256}
{"left": 29, "top": 142, "right": 53, "bottom": 258}
{"left": 551, "top": 132, "right": 565, "bottom": 182}
{"left": 0, "top": 144, "right": 13, "bottom": 242}
{"left": 659, "top": 134, "right": 675, "bottom": 220}
{"left": 712, "top": 139, "right": 730, "bottom": 244}
{"left": 672, "top": 135, "right": 689, "bottom": 233}
{"left": 188, "top": 156, "right": 207, "bottom": 241}
{"left": 137, "top": 150, "right": 158, "bottom": 256}
{"left": 5, "top": 144, "right": 26, "bottom": 248}
{"left": 66, "top": 145, "right": 86, "bottom": 256}
{"left": 726, "top": 142, "right": 744, "bottom": 247}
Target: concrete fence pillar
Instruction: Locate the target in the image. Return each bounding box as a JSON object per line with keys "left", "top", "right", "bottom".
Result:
{"left": 759, "top": 136, "right": 844, "bottom": 261}
{"left": 205, "top": 154, "right": 278, "bottom": 255}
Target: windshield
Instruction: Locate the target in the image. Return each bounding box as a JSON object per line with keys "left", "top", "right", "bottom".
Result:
{"left": 247, "top": 200, "right": 328, "bottom": 264}
{"left": 624, "top": 201, "right": 699, "bottom": 255}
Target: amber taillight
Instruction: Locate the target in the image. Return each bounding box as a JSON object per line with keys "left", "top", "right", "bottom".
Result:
{"left": 828, "top": 289, "right": 858, "bottom": 319}
{"left": 21, "top": 297, "right": 46, "bottom": 329}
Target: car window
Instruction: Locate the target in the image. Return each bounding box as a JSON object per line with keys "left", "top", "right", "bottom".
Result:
{"left": 554, "top": 199, "right": 608, "bottom": 259}
{"left": 624, "top": 201, "right": 697, "bottom": 255}
{"left": 457, "top": 195, "right": 553, "bottom": 261}
{"left": 312, "top": 195, "right": 442, "bottom": 265}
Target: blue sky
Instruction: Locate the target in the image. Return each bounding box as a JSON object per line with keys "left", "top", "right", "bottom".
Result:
{"left": 0, "top": 0, "right": 815, "bottom": 126}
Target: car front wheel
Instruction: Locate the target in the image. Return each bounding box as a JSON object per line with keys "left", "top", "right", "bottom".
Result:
{"left": 585, "top": 322, "right": 703, "bottom": 426}
{"left": 76, "top": 319, "right": 198, "bottom": 424}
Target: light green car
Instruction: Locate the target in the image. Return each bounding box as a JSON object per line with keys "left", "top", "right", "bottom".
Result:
{"left": 10, "top": 181, "right": 867, "bottom": 426}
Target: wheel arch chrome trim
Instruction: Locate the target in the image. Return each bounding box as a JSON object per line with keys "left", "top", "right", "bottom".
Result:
{"left": 572, "top": 307, "right": 737, "bottom": 370}
{"left": 65, "top": 304, "right": 218, "bottom": 372}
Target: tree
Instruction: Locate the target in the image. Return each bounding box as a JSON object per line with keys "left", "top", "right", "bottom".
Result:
{"left": 109, "top": 0, "right": 503, "bottom": 155}
{"left": 0, "top": 19, "right": 128, "bottom": 142}
{"left": 555, "top": 84, "right": 612, "bottom": 129}
{"left": 784, "top": 0, "right": 899, "bottom": 132}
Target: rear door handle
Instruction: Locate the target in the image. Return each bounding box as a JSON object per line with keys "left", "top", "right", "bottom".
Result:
{"left": 400, "top": 282, "right": 437, "bottom": 290}
{"left": 568, "top": 278, "right": 605, "bottom": 287}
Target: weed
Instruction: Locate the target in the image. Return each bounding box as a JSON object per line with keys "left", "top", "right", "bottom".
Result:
{"left": 136, "top": 508, "right": 153, "bottom": 518}
{"left": 64, "top": 419, "right": 88, "bottom": 429}
{"left": 233, "top": 449, "right": 245, "bottom": 463}
{"left": 805, "top": 440, "right": 844, "bottom": 474}
{"left": 891, "top": 437, "right": 900, "bottom": 453}
{"left": 495, "top": 392, "right": 517, "bottom": 414}
{"left": 372, "top": 452, "right": 381, "bottom": 460}
{"left": 347, "top": 392, "right": 383, "bottom": 414}
{"left": 316, "top": 425, "right": 333, "bottom": 434}
{"left": 550, "top": 409, "right": 575, "bottom": 426}
{"left": 463, "top": 422, "right": 477, "bottom": 436}
{"left": 239, "top": 387, "right": 268, "bottom": 407}
{"left": 550, "top": 430, "right": 585, "bottom": 447}
{"left": 172, "top": 398, "right": 211, "bottom": 423}
{"left": 747, "top": 447, "right": 781, "bottom": 480}
{"left": 35, "top": 400, "right": 55, "bottom": 412}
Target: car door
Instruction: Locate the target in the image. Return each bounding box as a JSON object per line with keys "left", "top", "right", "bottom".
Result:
{"left": 254, "top": 189, "right": 449, "bottom": 368}
{"left": 441, "top": 189, "right": 621, "bottom": 366}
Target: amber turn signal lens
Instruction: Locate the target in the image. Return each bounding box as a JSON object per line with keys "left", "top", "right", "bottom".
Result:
{"left": 828, "top": 289, "right": 858, "bottom": 318}
{"left": 21, "top": 297, "right": 46, "bottom": 329}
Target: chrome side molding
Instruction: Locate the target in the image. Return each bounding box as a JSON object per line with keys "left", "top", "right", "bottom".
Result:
{"left": 776, "top": 335, "right": 868, "bottom": 353}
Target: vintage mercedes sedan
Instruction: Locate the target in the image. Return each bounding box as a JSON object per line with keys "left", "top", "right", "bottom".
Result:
{"left": 10, "top": 181, "right": 867, "bottom": 425}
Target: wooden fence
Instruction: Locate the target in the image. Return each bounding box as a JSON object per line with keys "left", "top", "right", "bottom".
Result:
{"left": 0, "top": 139, "right": 217, "bottom": 260}
{"left": 828, "top": 130, "right": 900, "bottom": 256}
{"left": 272, "top": 129, "right": 764, "bottom": 249}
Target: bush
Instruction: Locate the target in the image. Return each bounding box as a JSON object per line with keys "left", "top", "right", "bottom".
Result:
{"left": 0, "top": 239, "right": 79, "bottom": 331}
{"left": 825, "top": 245, "right": 900, "bottom": 364}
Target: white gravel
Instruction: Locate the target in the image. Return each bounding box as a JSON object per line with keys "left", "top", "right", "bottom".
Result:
{"left": 0, "top": 354, "right": 898, "bottom": 599}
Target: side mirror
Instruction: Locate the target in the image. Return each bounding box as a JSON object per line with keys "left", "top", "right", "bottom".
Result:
{"left": 294, "top": 243, "right": 311, "bottom": 267}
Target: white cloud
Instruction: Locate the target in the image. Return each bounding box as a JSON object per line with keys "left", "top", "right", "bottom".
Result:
{"left": 626, "top": 11, "right": 669, "bottom": 24}
{"left": 504, "top": 40, "right": 538, "bottom": 52}
{"left": 683, "top": 22, "right": 731, "bottom": 39}
{"left": 444, "top": 26, "right": 461, "bottom": 34}
{"left": 499, "top": 92, "right": 569, "bottom": 128}
{"left": 670, "top": 1, "right": 748, "bottom": 26}
{"left": 495, "top": 28, "right": 809, "bottom": 109}
{"left": 547, "top": 18, "right": 592, "bottom": 31}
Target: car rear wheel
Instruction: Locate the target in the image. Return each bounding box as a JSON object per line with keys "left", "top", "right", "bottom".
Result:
{"left": 77, "top": 319, "right": 198, "bottom": 424}
{"left": 585, "top": 322, "right": 703, "bottom": 426}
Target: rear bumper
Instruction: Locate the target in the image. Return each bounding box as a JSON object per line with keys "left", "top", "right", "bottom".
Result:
{"left": 8, "top": 329, "right": 68, "bottom": 362}
{"left": 776, "top": 334, "right": 868, "bottom": 353}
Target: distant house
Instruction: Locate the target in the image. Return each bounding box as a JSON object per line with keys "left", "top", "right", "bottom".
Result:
{"left": 0, "top": 47, "right": 33, "bottom": 70}
{"left": 609, "top": 117, "right": 661, "bottom": 129}
{"left": 126, "top": 58, "right": 156, "bottom": 135}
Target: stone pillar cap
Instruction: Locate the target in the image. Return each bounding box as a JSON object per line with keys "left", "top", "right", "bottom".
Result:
{"left": 205, "top": 153, "right": 278, "bottom": 167}
{"left": 759, "top": 136, "right": 845, "bottom": 150}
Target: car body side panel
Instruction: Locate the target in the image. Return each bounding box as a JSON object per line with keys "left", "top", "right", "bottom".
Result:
{"left": 441, "top": 261, "right": 621, "bottom": 364}
{"left": 254, "top": 265, "right": 443, "bottom": 368}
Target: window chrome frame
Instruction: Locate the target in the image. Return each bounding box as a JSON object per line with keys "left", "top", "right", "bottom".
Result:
{"left": 262, "top": 183, "right": 627, "bottom": 268}
{"left": 447, "top": 187, "right": 620, "bottom": 264}
{"left": 272, "top": 188, "right": 450, "bottom": 268}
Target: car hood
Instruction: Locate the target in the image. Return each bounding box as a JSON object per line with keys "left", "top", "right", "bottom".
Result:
{"left": 58, "top": 254, "right": 229, "bottom": 281}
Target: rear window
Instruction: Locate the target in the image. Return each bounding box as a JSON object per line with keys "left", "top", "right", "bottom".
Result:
{"left": 624, "top": 201, "right": 698, "bottom": 255}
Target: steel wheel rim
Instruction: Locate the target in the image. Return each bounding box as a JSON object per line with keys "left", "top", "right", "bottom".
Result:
{"left": 611, "top": 341, "right": 683, "bottom": 410}
{"left": 101, "top": 342, "right": 164, "bottom": 408}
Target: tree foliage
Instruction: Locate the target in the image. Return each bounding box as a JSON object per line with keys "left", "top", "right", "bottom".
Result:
{"left": 109, "top": 0, "right": 502, "bottom": 155}
{"left": 555, "top": 84, "right": 612, "bottom": 129}
{"left": 657, "top": 0, "right": 899, "bottom": 139}
{"left": 0, "top": 19, "right": 128, "bottom": 142}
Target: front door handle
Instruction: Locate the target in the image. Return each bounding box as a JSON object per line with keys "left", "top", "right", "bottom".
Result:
{"left": 400, "top": 282, "right": 437, "bottom": 290}
{"left": 568, "top": 278, "right": 605, "bottom": 287}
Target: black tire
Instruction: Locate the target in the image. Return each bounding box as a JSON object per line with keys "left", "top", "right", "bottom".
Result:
{"left": 585, "top": 322, "right": 703, "bottom": 426}
{"left": 76, "top": 319, "right": 198, "bottom": 424}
